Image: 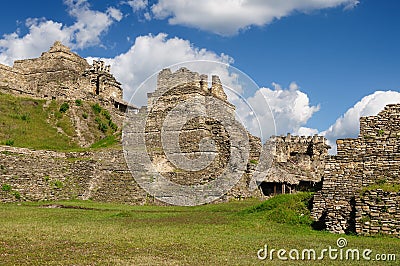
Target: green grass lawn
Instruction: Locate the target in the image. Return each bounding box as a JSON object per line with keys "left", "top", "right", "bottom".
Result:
{"left": 0, "top": 194, "right": 398, "bottom": 265}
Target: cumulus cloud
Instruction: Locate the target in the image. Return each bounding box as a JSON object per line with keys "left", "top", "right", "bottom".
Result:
{"left": 321, "top": 91, "right": 400, "bottom": 153}
{"left": 66, "top": 0, "right": 123, "bottom": 48}
{"left": 89, "top": 33, "right": 233, "bottom": 106}
{"left": 107, "top": 7, "right": 124, "bottom": 21}
{"left": 0, "top": 0, "right": 122, "bottom": 65}
{"left": 229, "top": 81, "right": 320, "bottom": 141}
{"left": 0, "top": 21, "right": 72, "bottom": 65}
{"left": 297, "top": 127, "right": 319, "bottom": 136}
{"left": 151, "top": 0, "right": 360, "bottom": 35}
{"left": 127, "top": 0, "right": 148, "bottom": 12}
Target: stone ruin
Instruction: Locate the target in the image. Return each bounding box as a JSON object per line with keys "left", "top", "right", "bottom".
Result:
{"left": 312, "top": 104, "right": 400, "bottom": 237}
{"left": 123, "top": 67, "right": 263, "bottom": 204}
{"left": 258, "top": 134, "right": 330, "bottom": 196}
{"left": 121, "top": 67, "right": 334, "bottom": 204}
{"left": 0, "top": 41, "right": 129, "bottom": 111}
{"left": 0, "top": 41, "right": 343, "bottom": 205}
{"left": 0, "top": 41, "right": 329, "bottom": 204}
{"left": 0, "top": 41, "right": 398, "bottom": 236}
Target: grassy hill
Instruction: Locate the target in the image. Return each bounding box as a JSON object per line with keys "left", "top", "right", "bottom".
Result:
{"left": 0, "top": 93, "right": 120, "bottom": 151}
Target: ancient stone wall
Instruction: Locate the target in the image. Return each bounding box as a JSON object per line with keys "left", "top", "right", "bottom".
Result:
{"left": 151, "top": 68, "right": 232, "bottom": 110}
{"left": 0, "top": 41, "right": 123, "bottom": 104}
{"left": 355, "top": 189, "right": 400, "bottom": 237}
{"left": 124, "top": 68, "right": 263, "bottom": 204}
{"left": 0, "top": 146, "right": 149, "bottom": 204}
{"left": 267, "top": 134, "right": 329, "bottom": 182}
{"left": 312, "top": 104, "right": 400, "bottom": 236}
{"left": 0, "top": 63, "right": 30, "bottom": 95}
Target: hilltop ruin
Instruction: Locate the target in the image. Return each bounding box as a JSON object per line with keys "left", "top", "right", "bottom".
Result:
{"left": 0, "top": 41, "right": 129, "bottom": 111}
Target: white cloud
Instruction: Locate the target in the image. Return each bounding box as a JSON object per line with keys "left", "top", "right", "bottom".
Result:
{"left": 0, "top": 0, "right": 122, "bottom": 65}
{"left": 151, "top": 0, "right": 360, "bottom": 35}
{"left": 297, "top": 127, "right": 319, "bottom": 136}
{"left": 233, "top": 82, "right": 320, "bottom": 141}
{"left": 65, "top": 0, "right": 122, "bottom": 48}
{"left": 107, "top": 7, "right": 123, "bottom": 21}
{"left": 260, "top": 82, "right": 319, "bottom": 137}
{"left": 0, "top": 21, "right": 73, "bottom": 65}
{"left": 344, "top": 0, "right": 360, "bottom": 10}
{"left": 321, "top": 91, "right": 400, "bottom": 154}
{"left": 127, "top": 0, "right": 148, "bottom": 11}
{"left": 91, "top": 33, "right": 233, "bottom": 106}
{"left": 144, "top": 12, "right": 151, "bottom": 21}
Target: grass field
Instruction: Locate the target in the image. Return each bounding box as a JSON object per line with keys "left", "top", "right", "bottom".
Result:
{"left": 0, "top": 193, "right": 398, "bottom": 265}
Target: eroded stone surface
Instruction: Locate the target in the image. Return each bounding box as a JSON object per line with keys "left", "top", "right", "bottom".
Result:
{"left": 0, "top": 41, "right": 125, "bottom": 108}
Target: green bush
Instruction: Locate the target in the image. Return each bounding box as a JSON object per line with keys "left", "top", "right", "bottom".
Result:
{"left": 12, "top": 190, "right": 21, "bottom": 200}
{"left": 21, "top": 113, "right": 30, "bottom": 121}
{"left": 75, "top": 99, "right": 82, "bottom": 106}
{"left": 5, "top": 139, "right": 14, "bottom": 146}
{"left": 99, "top": 123, "right": 108, "bottom": 133}
{"left": 376, "top": 178, "right": 387, "bottom": 185}
{"left": 109, "top": 121, "right": 118, "bottom": 132}
{"left": 82, "top": 113, "right": 88, "bottom": 119}
{"left": 59, "top": 102, "right": 70, "bottom": 113}
{"left": 95, "top": 117, "right": 108, "bottom": 133}
{"left": 2, "top": 184, "right": 11, "bottom": 192}
{"left": 53, "top": 180, "right": 63, "bottom": 189}
{"left": 92, "top": 103, "right": 102, "bottom": 114}
{"left": 102, "top": 110, "right": 111, "bottom": 120}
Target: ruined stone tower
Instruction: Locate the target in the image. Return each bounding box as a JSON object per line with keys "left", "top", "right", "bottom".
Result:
{"left": 123, "top": 67, "right": 263, "bottom": 204}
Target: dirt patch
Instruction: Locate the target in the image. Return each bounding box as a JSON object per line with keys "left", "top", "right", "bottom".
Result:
{"left": 40, "top": 204, "right": 96, "bottom": 210}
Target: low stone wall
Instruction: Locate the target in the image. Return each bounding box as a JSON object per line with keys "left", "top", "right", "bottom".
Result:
{"left": 0, "top": 146, "right": 149, "bottom": 204}
{"left": 311, "top": 104, "right": 400, "bottom": 235}
{"left": 0, "top": 145, "right": 261, "bottom": 204}
{"left": 355, "top": 189, "right": 400, "bottom": 237}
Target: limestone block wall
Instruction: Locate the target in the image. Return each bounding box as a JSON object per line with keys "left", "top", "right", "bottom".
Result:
{"left": 152, "top": 68, "right": 233, "bottom": 110}
{"left": 0, "top": 146, "right": 149, "bottom": 204}
{"left": 0, "top": 142, "right": 261, "bottom": 204}
{"left": 268, "top": 134, "right": 329, "bottom": 183}
{"left": 0, "top": 41, "right": 123, "bottom": 103}
{"left": 355, "top": 189, "right": 400, "bottom": 237}
{"left": 144, "top": 68, "right": 255, "bottom": 193}
{"left": 312, "top": 104, "right": 400, "bottom": 235}
{"left": 123, "top": 68, "right": 263, "bottom": 203}
{"left": 0, "top": 63, "right": 29, "bottom": 95}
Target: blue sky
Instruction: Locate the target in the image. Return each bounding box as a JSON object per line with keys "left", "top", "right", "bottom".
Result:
{"left": 1, "top": 0, "right": 400, "bottom": 152}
